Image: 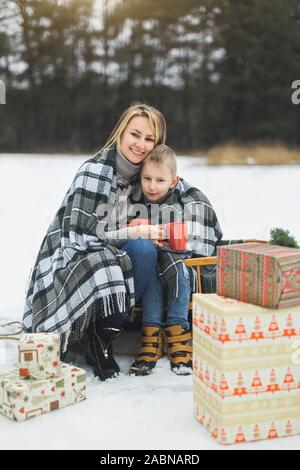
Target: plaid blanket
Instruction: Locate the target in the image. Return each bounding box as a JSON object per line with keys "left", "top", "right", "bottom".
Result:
{"left": 130, "top": 178, "right": 224, "bottom": 297}
{"left": 22, "top": 146, "right": 136, "bottom": 351}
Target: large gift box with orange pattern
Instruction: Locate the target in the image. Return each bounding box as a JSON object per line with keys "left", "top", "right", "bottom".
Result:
{"left": 0, "top": 363, "right": 86, "bottom": 422}
{"left": 193, "top": 293, "right": 300, "bottom": 445}
{"left": 217, "top": 243, "right": 300, "bottom": 309}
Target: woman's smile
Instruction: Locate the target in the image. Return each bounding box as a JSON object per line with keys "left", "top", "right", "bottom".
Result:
{"left": 130, "top": 147, "right": 144, "bottom": 157}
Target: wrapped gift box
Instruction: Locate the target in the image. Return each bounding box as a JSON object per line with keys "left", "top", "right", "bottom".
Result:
{"left": 217, "top": 243, "right": 300, "bottom": 309}
{"left": 18, "top": 333, "right": 61, "bottom": 380}
{"left": 193, "top": 293, "right": 300, "bottom": 445}
{"left": 0, "top": 363, "right": 86, "bottom": 422}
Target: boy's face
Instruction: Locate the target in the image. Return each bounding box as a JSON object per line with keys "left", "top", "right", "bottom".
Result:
{"left": 141, "top": 161, "right": 179, "bottom": 202}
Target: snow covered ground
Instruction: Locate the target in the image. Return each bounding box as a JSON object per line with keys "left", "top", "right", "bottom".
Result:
{"left": 0, "top": 154, "right": 300, "bottom": 450}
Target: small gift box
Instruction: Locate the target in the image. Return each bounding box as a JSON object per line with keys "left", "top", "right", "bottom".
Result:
{"left": 0, "top": 363, "right": 86, "bottom": 422}
{"left": 18, "top": 333, "right": 61, "bottom": 380}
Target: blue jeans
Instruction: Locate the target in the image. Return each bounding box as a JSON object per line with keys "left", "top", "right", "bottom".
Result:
{"left": 100, "top": 239, "right": 190, "bottom": 330}
{"left": 142, "top": 262, "right": 190, "bottom": 329}
{"left": 125, "top": 239, "right": 190, "bottom": 329}
{"left": 98, "top": 239, "right": 157, "bottom": 328}
{"left": 123, "top": 239, "right": 158, "bottom": 303}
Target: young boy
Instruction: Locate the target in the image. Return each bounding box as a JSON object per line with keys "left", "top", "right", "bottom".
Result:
{"left": 103, "top": 144, "right": 222, "bottom": 376}
{"left": 127, "top": 145, "right": 194, "bottom": 376}
{"left": 130, "top": 143, "right": 225, "bottom": 377}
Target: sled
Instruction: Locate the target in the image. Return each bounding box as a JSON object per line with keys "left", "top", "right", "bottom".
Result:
{"left": 0, "top": 321, "right": 23, "bottom": 341}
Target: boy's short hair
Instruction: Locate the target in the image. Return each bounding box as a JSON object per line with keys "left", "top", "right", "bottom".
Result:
{"left": 142, "top": 144, "right": 177, "bottom": 177}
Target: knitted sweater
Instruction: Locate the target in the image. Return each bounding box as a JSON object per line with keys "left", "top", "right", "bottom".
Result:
{"left": 103, "top": 149, "right": 142, "bottom": 247}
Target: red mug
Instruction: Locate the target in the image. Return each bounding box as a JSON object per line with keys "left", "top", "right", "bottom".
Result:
{"left": 167, "top": 222, "right": 188, "bottom": 251}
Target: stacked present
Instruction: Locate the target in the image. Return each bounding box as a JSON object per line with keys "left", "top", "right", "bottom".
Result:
{"left": 217, "top": 243, "right": 300, "bottom": 309}
{"left": 193, "top": 242, "right": 300, "bottom": 445}
{"left": 0, "top": 333, "right": 86, "bottom": 422}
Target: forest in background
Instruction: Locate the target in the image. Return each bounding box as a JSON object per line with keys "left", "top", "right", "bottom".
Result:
{"left": 0, "top": 0, "right": 300, "bottom": 153}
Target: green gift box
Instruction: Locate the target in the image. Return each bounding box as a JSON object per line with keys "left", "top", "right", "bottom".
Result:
{"left": 217, "top": 243, "right": 300, "bottom": 309}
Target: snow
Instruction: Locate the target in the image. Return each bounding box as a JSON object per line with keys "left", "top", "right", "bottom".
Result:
{"left": 0, "top": 154, "right": 300, "bottom": 450}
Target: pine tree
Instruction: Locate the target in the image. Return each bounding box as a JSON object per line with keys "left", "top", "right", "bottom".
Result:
{"left": 2, "top": 0, "right": 300, "bottom": 151}
{"left": 211, "top": 0, "right": 300, "bottom": 144}
{"left": 269, "top": 228, "right": 299, "bottom": 248}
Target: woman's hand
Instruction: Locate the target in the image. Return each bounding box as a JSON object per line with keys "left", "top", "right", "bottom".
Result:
{"left": 129, "top": 224, "right": 167, "bottom": 241}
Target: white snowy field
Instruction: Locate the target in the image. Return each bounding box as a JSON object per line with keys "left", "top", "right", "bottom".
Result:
{"left": 0, "top": 154, "right": 300, "bottom": 450}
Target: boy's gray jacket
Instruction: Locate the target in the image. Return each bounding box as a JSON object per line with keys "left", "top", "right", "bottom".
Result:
{"left": 22, "top": 146, "right": 136, "bottom": 351}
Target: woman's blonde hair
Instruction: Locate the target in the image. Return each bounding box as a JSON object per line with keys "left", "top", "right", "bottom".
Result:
{"left": 100, "top": 102, "right": 167, "bottom": 152}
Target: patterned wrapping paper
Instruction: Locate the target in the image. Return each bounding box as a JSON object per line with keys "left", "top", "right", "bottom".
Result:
{"left": 0, "top": 363, "right": 86, "bottom": 422}
{"left": 217, "top": 243, "right": 300, "bottom": 309}
{"left": 18, "top": 333, "right": 61, "bottom": 380}
{"left": 193, "top": 293, "right": 300, "bottom": 445}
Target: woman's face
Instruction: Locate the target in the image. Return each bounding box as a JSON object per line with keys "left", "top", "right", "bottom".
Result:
{"left": 119, "top": 116, "right": 156, "bottom": 164}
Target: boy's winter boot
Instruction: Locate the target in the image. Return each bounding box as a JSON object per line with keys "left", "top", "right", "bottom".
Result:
{"left": 83, "top": 321, "right": 122, "bottom": 381}
{"left": 163, "top": 325, "right": 193, "bottom": 375}
{"left": 129, "top": 326, "right": 163, "bottom": 376}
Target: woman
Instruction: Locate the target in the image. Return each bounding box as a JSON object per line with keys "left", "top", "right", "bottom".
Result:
{"left": 22, "top": 103, "right": 167, "bottom": 381}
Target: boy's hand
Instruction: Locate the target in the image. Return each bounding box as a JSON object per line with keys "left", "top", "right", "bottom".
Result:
{"left": 152, "top": 240, "right": 170, "bottom": 248}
